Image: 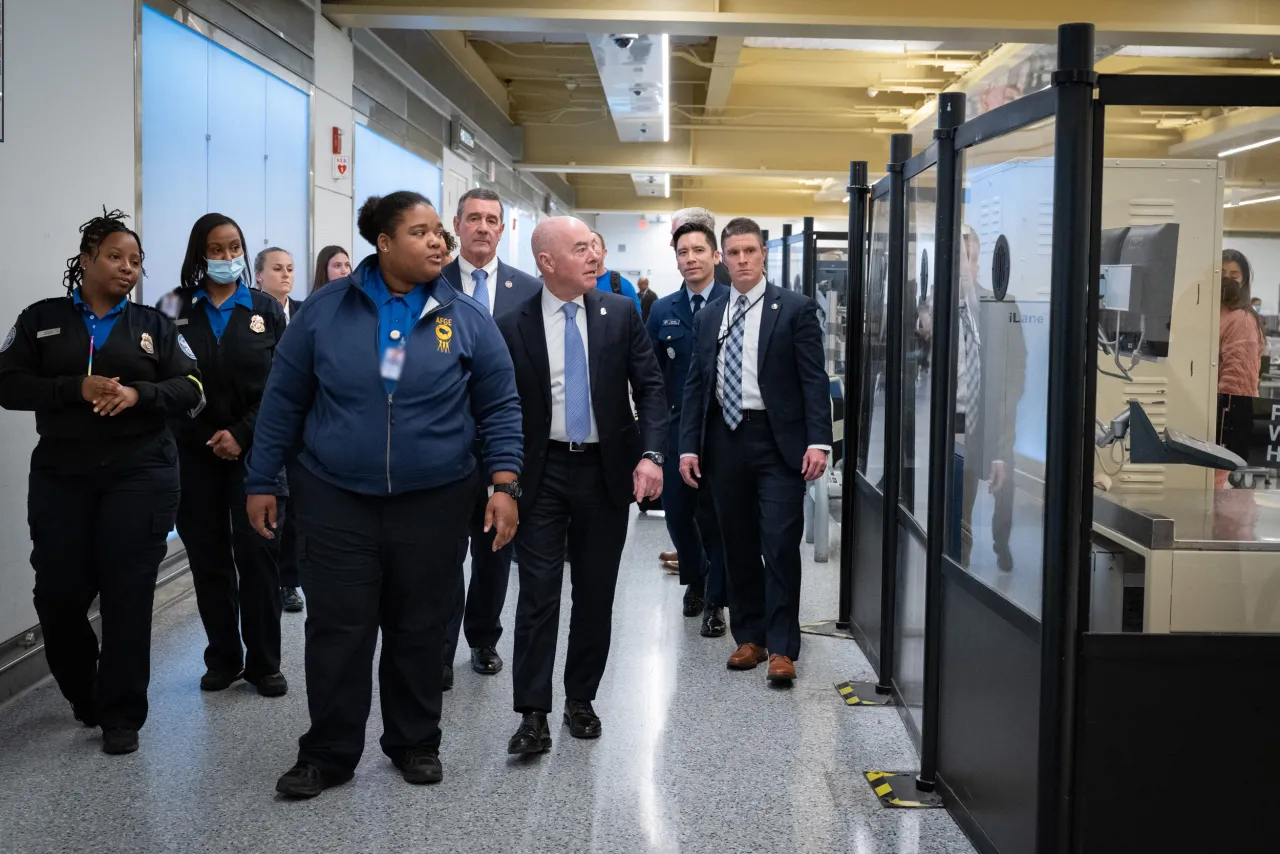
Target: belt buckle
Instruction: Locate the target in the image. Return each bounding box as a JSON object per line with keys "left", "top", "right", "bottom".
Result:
{"left": 568, "top": 442, "right": 586, "bottom": 453}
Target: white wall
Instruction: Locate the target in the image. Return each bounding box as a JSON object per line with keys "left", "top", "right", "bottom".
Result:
{"left": 1223, "top": 234, "right": 1280, "bottom": 313}
{"left": 0, "top": 0, "right": 137, "bottom": 643}
{"left": 312, "top": 13, "right": 356, "bottom": 288}
{"left": 593, "top": 212, "right": 847, "bottom": 298}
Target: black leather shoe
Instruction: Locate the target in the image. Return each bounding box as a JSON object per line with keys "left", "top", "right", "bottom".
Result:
{"left": 564, "top": 699, "right": 602, "bottom": 739}
{"left": 102, "top": 728, "right": 139, "bottom": 755}
{"left": 200, "top": 669, "right": 243, "bottom": 691}
{"left": 507, "top": 712, "right": 552, "bottom": 755}
{"left": 471, "top": 647, "right": 503, "bottom": 675}
{"left": 281, "top": 587, "right": 304, "bottom": 613}
{"left": 700, "top": 605, "right": 726, "bottom": 638}
{"left": 72, "top": 702, "right": 98, "bottom": 728}
{"left": 275, "top": 762, "right": 353, "bottom": 799}
{"left": 996, "top": 546, "right": 1014, "bottom": 571}
{"left": 394, "top": 747, "right": 443, "bottom": 784}
{"left": 442, "top": 665, "right": 454, "bottom": 691}
{"left": 248, "top": 672, "right": 289, "bottom": 697}
{"left": 682, "top": 584, "right": 705, "bottom": 618}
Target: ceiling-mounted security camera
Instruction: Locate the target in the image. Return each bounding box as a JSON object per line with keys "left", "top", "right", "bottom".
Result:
{"left": 639, "top": 124, "right": 649, "bottom": 135}
{"left": 632, "top": 86, "right": 644, "bottom": 97}
{"left": 611, "top": 34, "right": 638, "bottom": 49}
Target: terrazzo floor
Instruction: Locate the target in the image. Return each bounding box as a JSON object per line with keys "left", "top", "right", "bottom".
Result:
{"left": 0, "top": 507, "right": 976, "bottom": 854}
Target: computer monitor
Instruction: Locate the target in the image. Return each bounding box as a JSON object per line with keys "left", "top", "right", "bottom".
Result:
{"left": 1097, "top": 223, "right": 1179, "bottom": 360}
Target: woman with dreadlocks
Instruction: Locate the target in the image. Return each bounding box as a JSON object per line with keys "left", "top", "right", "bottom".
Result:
{"left": 0, "top": 209, "right": 203, "bottom": 755}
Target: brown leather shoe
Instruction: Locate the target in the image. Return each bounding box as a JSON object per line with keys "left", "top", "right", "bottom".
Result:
{"left": 727, "top": 643, "right": 768, "bottom": 670}
{"left": 659, "top": 551, "right": 678, "bottom": 563}
{"left": 767, "top": 654, "right": 796, "bottom": 684}
{"left": 661, "top": 559, "right": 679, "bottom": 574}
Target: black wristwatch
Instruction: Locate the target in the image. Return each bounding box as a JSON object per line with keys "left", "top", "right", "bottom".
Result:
{"left": 642, "top": 451, "right": 666, "bottom": 466}
{"left": 492, "top": 481, "right": 522, "bottom": 500}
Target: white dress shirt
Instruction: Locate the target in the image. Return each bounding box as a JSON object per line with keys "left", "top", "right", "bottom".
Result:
{"left": 458, "top": 253, "right": 500, "bottom": 314}
{"left": 542, "top": 286, "right": 599, "bottom": 443}
{"left": 716, "top": 279, "right": 768, "bottom": 410}
{"left": 282, "top": 298, "right": 291, "bottom": 324}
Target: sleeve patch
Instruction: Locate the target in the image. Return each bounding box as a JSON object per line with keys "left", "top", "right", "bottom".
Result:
{"left": 178, "top": 334, "right": 197, "bottom": 360}
{"left": 0, "top": 326, "right": 15, "bottom": 353}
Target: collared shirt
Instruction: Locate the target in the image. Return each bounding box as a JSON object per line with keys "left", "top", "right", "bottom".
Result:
{"left": 193, "top": 282, "right": 254, "bottom": 340}
{"left": 686, "top": 281, "right": 714, "bottom": 313}
{"left": 458, "top": 253, "right": 500, "bottom": 315}
{"left": 542, "top": 286, "right": 599, "bottom": 444}
{"left": 716, "top": 278, "right": 768, "bottom": 411}
{"left": 282, "top": 298, "right": 291, "bottom": 324}
{"left": 594, "top": 269, "right": 643, "bottom": 313}
{"left": 363, "top": 265, "right": 429, "bottom": 395}
{"left": 71, "top": 288, "right": 128, "bottom": 352}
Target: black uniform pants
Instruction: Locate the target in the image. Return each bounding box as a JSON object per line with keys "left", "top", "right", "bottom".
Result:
{"left": 277, "top": 460, "right": 301, "bottom": 588}
{"left": 292, "top": 465, "right": 478, "bottom": 776}
{"left": 28, "top": 433, "right": 180, "bottom": 731}
{"left": 443, "top": 487, "right": 514, "bottom": 666}
{"left": 662, "top": 420, "right": 727, "bottom": 606}
{"left": 512, "top": 446, "right": 630, "bottom": 714}
{"left": 705, "top": 410, "right": 805, "bottom": 660}
{"left": 176, "top": 444, "right": 282, "bottom": 679}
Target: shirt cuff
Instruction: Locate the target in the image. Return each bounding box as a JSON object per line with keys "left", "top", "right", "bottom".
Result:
{"left": 808, "top": 445, "right": 832, "bottom": 453}
{"left": 680, "top": 453, "right": 698, "bottom": 459}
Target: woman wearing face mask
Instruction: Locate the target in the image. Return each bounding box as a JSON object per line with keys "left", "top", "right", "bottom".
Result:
{"left": 312, "top": 245, "right": 351, "bottom": 293}
{"left": 0, "top": 210, "right": 203, "bottom": 755}
{"left": 255, "top": 247, "right": 306, "bottom": 613}
{"left": 245, "top": 192, "right": 523, "bottom": 797}
{"left": 1217, "top": 271, "right": 1267, "bottom": 488}
{"left": 160, "top": 214, "right": 289, "bottom": 698}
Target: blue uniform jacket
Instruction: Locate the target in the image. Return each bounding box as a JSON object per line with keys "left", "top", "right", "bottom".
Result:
{"left": 646, "top": 282, "right": 729, "bottom": 422}
{"left": 245, "top": 256, "right": 524, "bottom": 497}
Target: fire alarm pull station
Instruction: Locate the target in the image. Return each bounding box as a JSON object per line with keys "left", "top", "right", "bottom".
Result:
{"left": 332, "top": 127, "right": 343, "bottom": 155}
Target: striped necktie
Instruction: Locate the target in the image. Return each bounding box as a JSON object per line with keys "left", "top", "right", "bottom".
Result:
{"left": 720, "top": 294, "right": 750, "bottom": 429}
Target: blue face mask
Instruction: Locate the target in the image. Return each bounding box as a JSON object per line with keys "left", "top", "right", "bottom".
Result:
{"left": 206, "top": 256, "right": 247, "bottom": 285}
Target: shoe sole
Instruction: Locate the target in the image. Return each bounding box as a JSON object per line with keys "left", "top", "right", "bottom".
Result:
{"left": 507, "top": 738, "right": 552, "bottom": 755}
{"left": 200, "top": 673, "right": 244, "bottom": 692}
{"left": 564, "top": 719, "right": 601, "bottom": 740}
{"left": 471, "top": 664, "right": 504, "bottom": 675}
{"left": 767, "top": 672, "right": 796, "bottom": 685}
{"left": 701, "top": 626, "right": 726, "bottom": 638}
{"left": 727, "top": 659, "right": 766, "bottom": 670}
{"left": 284, "top": 604, "right": 304, "bottom": 613}
{"left": 276, "top": 782, "right": 324, "bottom": 799}
{"left": 402, "top": 770, "right": 443, "bottom": 785}
{"left": 102, "top": 741, "right": 139, "bottom": 755}
{"left": 255, "top": 684, "right": 288, "bottom": 698}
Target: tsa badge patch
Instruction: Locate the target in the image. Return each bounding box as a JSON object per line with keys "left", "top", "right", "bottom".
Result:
{"left": 0, "top": 327, "right": 15, "bottom": 354}
{"left": 435, "top": 317, "right": 453, "bottom": 353}
{"left": 178, "top": 334, "right": 197, "bottom": 361}
{"left": 140, "top": 332, "right": 155, "bottom": 355}
{"left": 249, "top": 314, "right": 266, "bottom": 334}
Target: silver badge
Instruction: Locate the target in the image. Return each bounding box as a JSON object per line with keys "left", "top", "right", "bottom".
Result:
{"left": 140, "top": 332, "right": 155, "bottom": 355}
{"left": 600, "top": 306, "right": 608, "bottom": 316}
{"left": 505, "top": 280, "right": 513, "bottom": 289}
{"left": 666, "top": 347, "right": 676, "bottom": 360}
{"left": 36, "top": 328, "right": 61, "bottom": 339}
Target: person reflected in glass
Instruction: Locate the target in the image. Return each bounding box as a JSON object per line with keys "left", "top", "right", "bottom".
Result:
{"left": 1217, "top": 270, "right": 1267, "bottom": 488}
{"left": 953, "top": 225, "right": 1025, "bottom": 571}
{"left": 312, "top": 245, "right": 351, "bottom": 293}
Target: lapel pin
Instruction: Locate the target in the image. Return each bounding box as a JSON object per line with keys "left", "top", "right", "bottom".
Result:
{"left": 771, "top": 303, "right": 779, "bottom": 310}
{"left": 505, "top": 280, "right": 513, "bottom": 289}
{"left": 250, "top": 314, "right": 266, "bottom": 334}
{"left": 600, "top": 306, "right": 608, "bottom": 316}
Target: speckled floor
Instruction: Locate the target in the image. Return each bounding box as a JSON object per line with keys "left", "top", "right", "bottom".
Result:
{"left": 0, "top": 507, "right": 975, "bottom": 854}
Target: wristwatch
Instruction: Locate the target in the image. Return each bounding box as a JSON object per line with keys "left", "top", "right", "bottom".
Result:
{"left": 642, "top": 451, "right": 666, "bottom": 466}
{"left": 491, "top": 481, "right": 522, "bottom": 500}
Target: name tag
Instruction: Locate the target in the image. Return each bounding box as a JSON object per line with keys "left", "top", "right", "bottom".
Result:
{"left": 380, "top": 346, "right": 406, "bottom": 383}
{"left": 662, "top": 318, "right": 681, "bottom": 326}
{"left": 175, "top": 318, "right": 189, "bottom": 326}
{"left": 36, "top": 328, "right": 60, "bottom": 339}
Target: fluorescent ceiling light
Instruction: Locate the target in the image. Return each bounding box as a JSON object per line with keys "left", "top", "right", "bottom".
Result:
{"left": 1219, "top": 136, "right": 1280, "bottom": 158}
{"left": 662, "top": 34, "right": 671, "bottom": 143}
{"left": 1224, "top": 193, "right": 1280, "bottom": 209}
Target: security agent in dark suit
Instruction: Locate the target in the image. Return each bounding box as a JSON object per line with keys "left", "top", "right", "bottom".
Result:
{"left": 679, "top": 217, "right": 832, "bottom": 685}
{"left": 437, "top": 188, "right": 542, "bottom": 686}
{"left": 647, "top": 221, "right": 730, "bottom": 637}
{"left": 497, "top": 216, "right": 667, "bottom": 753}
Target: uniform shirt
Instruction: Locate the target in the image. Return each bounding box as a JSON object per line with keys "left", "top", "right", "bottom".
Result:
{"left": 542, "top": 286, "right": 599, "bottom": 443}
{"left": 716, "top": 278, "right": 768, "bottom": 411}
{"left": 362, "top": 265, "right": 428, "bottom": 395}
{"left": 594, "top": 270, "right": 643, "bottom": 313}
{"left": 72, "top": 288, "right": 128, "bottom": 354}
{"left": 686, "top": 284, "right": 713, "bottom": 313}
{"left": 458, "top": 253, "right": 500, "bottom": 315}
{"left": 193, "top": 283, "right": 254, "bottom": 340}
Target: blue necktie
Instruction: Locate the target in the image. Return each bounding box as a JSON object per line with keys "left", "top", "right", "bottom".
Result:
{"left": 562, "top": 303, "right": 591, "bottom": 444}
{"left": 691, "top": 293, "right": 704, "bottom": 315}
{"left": 720, "top": 294, "right": 749, "bottom": 429}
{"left": 471, "top": 269, "right": 490, "bottom": 315}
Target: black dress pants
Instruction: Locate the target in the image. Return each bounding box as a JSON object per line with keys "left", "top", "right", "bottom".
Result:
{"left": 292, "top": 465, "right": 478, "bottom": 776}
{"left": 705, "top": 411, "right": 805, "bottom": 660}
{"left": 176, "top": 444, "right": 282, "bottom": 679}
{"left": 277, "top": 460, "right": 301, "bottom": 588}
{"left": 28, "top": 434, "right": 180, "bottom": 731}
{"left": 662, "top": 420, "right": 727, "bottom": 606}
{"left": 512, "top": 446, "right": 630, "bottom": 714}
{"left": 443, "top": 486, "right": 514, "bottom": 666}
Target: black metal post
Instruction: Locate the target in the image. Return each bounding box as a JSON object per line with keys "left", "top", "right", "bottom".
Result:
{"left": 837, "top": 162, "right": 870, "bottom": 630}
{"left": 780, "top": 222, "right": 793, "bottom": 288}
{"left": 875, "top": 132, "right": 914, "bottom": 694}
{"left": 802, "top": 216, "right": 816, "bottom": 298}
{"left": 916, "top": 92, "right": 966, "bottom": 791}
{"left": 1037, "top": 23, "right": 1096, "bottom": 854}
{"left": 762, "top": 229, "right": 770, "bottom": 243}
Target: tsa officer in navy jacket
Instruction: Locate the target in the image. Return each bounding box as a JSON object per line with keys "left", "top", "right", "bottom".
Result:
{"left": 160, "top": 214, "right": 289, "bottom": 700}
{"left": 679, "top": 218, "right": 832, "bottom": 686}
{"left": 646, "top": 221, "right": 729, "bottom": 638}
{"left": 0, "top": 210, "right": 203, "bottom": 755}
{"left": 245, "top": 192, "right": 524, "bottom": 798}
{"left": 438, "top": 188, "right": 541, "bottom": 685}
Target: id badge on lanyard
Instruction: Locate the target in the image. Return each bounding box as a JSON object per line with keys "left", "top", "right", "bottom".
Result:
{"left": 381, "top": 344, "right": 406, "bottom": 385}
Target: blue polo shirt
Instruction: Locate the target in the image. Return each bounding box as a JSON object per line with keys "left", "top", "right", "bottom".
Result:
{"left": 362, "top": 265, "right": 428, "bottom": 395}
{"left": 595, "top": 270, "right": 642, "bottom": 313}
{"left": 193, "top": 282, "right": 254, "bottom": 340}
{"left": 72, "top": 288, "right": 128, "bottom": 352}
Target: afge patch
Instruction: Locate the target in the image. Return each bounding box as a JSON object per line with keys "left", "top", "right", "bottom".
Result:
{"left": 178, "top": 334, "right": 196, "bottom": 361}
{"left": 435, "top": 317, "right": 453, "bottom": 353}
{"left": 0, "top": 326, "right": 15, "bottom": 354}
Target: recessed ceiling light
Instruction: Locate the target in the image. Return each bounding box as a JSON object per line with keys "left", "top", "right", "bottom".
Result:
{"left": 1219, "top": 135, "right": 1280, "bottom": 158}
{"left": 1224, "top": 193, "right": 1280, "bottom": 209}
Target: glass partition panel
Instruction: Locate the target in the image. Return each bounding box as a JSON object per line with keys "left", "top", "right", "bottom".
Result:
{"left": 789, "top": 238, "right": 805, "bottom": 293}
{"left": 857, "top": 200, "right": 891, "bottom": 487}
{"left": 901, "top": 169, "right": 938, "bottom": 525}
{"left": 950, "top": 118, "right": 1056, "bottom": 618}
{"left": 767, "top": 239, "right": 784, "bottom": 288}
{"left": 816, "top": 240, "right": 848, "bottom": 378}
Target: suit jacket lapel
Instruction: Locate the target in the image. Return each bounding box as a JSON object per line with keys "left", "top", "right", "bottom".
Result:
{"left": 440, "top": 259, "right": 462, "bottom": 293}
{"left": 673, "top": 285, "right": 694, "bottom": 328}
{"left": 757, "top": 283, "right": 781, "bottom": 376}
{"left": 583, "top": 289, "right": 606, "bottom": 406}
{"left": 518, "top": 297, "right": 552, "bottom": 412}
{"left": 492, "top": 260, "right": 511, "bottom": 315}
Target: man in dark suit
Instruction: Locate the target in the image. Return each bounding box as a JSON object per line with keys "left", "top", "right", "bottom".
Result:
{"left": 437, "top": 188, "right": 542, "bottom": 687}
{"left": 679, "top": 217, "right": 832, "bottom": 685}
{"left": 647, "top": 221, "right": 730, "bottom": 637}
{"left": 497, "top": 216, "right": 667, "bottom": 754}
